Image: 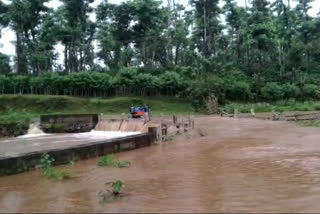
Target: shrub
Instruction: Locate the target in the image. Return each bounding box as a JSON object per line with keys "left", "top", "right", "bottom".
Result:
{"left": 105, "top": 180, "right": 123, "bottom": 195}
{"left": 261, "top": 82, "right": 284, "bottom": 101}
{"left": 282, "top": 84, "right": 300, "bottom": 100}
{"left": 226, "top": 81, "right": 251, "bottom": 101}
{"left": 188, "top": 76, "right": 225, "bottom": 112}
{"left": 98, "top": 180, "right": 124, "bottom": 203}
{"left": 302, "top": 84, "right": 320, "bottom": 100}
{"left": 40, "top": 153, "right": 72, "bottom": 180}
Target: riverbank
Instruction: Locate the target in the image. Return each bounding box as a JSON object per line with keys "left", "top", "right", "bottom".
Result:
{"left": 222, "top": 101, "right": 320, "bottom": 113}
{"left": 4, "top": 95, "right": 320, "bottom": 137}
{"left": 0, "top": 95, "right": 194, "bottom": 137}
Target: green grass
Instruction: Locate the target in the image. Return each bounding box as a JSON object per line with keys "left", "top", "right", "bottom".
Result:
{"left": 222, "top": 101, "right": 320, "bottom": 114}
{"left": 0, "top": 94, "right": 194, "bottom": 121}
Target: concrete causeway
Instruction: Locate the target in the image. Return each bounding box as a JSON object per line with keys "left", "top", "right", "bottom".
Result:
{"left": 0, "top": 128, "right": 157, "bottom": 176}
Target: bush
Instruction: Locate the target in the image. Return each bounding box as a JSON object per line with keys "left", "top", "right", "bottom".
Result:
{"left": 261, "top": 82, "right": 284, "bottom": 101}
{"left": 302, "top": 84, "right": 320, "bottom": 100}
{"left": 40, "top": 153, "right": 72, "bottom": 180}
{"left": 282, "top": 84, "right": 300, "bottom": 100}
{"left": 187, "top": 76, "right": 225, "bottom": 112}
{"left": 0, "top": 114, "right": 30, "bottom": 137}
{"left": 226, "top": 81, "right": 251, "bottom": 101}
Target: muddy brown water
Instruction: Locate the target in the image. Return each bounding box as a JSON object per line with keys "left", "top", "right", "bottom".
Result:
{"left": 1, "top": 116, "right": 320, "bottom": 213}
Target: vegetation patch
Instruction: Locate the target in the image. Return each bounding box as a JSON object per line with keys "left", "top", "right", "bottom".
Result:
{"left": 98, "top": 154, "right": 131, "bottom": 168}
{"left": 0, "top": 113, "right": 30, "bottom": 137}
{"left": 98, "top": 180, "right": 124, "bottom": 203}
{"left": 40, "top": 153, "right": 72, "bottom": 181}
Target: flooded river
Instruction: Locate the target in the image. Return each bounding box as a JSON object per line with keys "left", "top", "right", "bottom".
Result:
{"left": 1, "top": 116, "right": 320, "bottom": 213}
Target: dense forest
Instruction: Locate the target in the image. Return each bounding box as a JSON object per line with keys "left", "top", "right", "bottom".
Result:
{"left": 0, "top": 0, "right": 320, "bottom": 111}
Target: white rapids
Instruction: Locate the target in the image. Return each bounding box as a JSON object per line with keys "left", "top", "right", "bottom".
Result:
{"left": 18, "top": 122, "right": 51, "bottom": 139}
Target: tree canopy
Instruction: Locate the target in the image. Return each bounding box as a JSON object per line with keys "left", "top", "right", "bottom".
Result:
{"left": 1, "top": 0, "right": 320, "bottom": 108}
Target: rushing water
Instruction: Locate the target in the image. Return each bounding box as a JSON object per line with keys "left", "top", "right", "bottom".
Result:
{"left": 18, "top": 122, "right": 49, "bottom": 139}
{"left": 1, "top": 117, "right": 320, "bottom": 213}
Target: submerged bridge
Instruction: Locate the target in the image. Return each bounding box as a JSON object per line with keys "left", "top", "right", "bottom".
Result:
{"left": 0, "top": 114, "right": 194, "bottom": 176}
{"left": 0, "top": 114, "right": 158, "bottom": 176}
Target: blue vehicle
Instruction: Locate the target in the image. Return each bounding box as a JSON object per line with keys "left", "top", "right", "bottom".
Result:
{"left": 130, "top": 105, "right": 151, "bottom": 118}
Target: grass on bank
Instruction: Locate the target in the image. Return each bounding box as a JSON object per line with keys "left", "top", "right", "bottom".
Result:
{"left": 0, "top": 94, "right": 193, "bottom": 117}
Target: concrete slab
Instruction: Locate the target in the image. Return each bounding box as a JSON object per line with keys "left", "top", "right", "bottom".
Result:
{"left": 0, "top": 132, "right": 140, "bottom": 158}
{"left": 0, "top": 130, "right": 156, "bottom": 176}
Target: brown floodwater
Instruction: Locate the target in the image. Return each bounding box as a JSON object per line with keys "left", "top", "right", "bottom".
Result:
{"left": 1, "top": 116, "right": 320, "bottom": 213}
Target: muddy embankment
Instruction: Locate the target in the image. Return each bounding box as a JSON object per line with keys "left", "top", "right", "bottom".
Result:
{"left": 1, "top": 116, "right": 320, "bottom": 212}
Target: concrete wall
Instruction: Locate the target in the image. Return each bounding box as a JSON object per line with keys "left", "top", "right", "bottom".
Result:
{"left": 40, "top": 114, "right": 99, "bottom": 133}
{"left": 0, "top": 128, "right": 157, "bottom": 176}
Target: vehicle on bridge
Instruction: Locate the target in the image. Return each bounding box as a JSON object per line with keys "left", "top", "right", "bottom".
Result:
{"left": 129, "top": 105, "right": 151, "bottom": 119}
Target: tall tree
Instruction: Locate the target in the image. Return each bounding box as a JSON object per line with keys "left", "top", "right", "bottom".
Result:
{"left": 0, "top": 53, "right": 11, "bottom": 74}
{"left": 223, "top": 0, "right": 247, "bottom": 64}
{"left": 190, "top": 0, "right": 222, "bottom": 57}
{"left": 5, "top": 0, "right": 51, "bottom": 74}
{"left": 294, "top": 0, "right": 314, "bottom": 74}
{"left": 0, "top": 1, "right": 9, "bottom": 36}
{"left": 96, "top": 1, "right": 135, "bottom": 69}
{"left": 129, "top": 0, "right": 168, "bottom": 67}
{"left": 246, "top": 0, "right": 275, "bottom": 98}
{"left": 58, "top": 0, "right": 96, "bottom": 72}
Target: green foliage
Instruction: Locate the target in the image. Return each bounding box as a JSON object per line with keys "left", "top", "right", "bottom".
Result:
{"left": 105, "top": 180, "right": 123, "bottom": 195}
{"left": 188, "top": 76, "right": 225, "bottom": 112}
{"left": 98, "top": 154, "right": 117, "bottom": 167}
{"left": 282, "top": 84, "right": 300, "bottom": 100}
{"left": 0, "top": 112, "right": 30, "bottom": 137}
{"left": 226, "top": 81, "right": 251, "bottom": 101}
{"left": 98, "top": 180, "right": 124, "bottom": 203}
{"left": 261, "top": 82, "right": 284, "bottom": 101}
{"left": 0, "top": 53, "right": 10, "bottom": 75}
{"left": 98, "top": 154, "right": 131, "bottom": 168}
{"left": 40, "top": 153, "right": 72, "bottom": 181}
{"left": 2, "top": 0, "right": 320, "bottom": 108}
{"left": 302, "top": 84, "right": 320, "bottom": 100}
